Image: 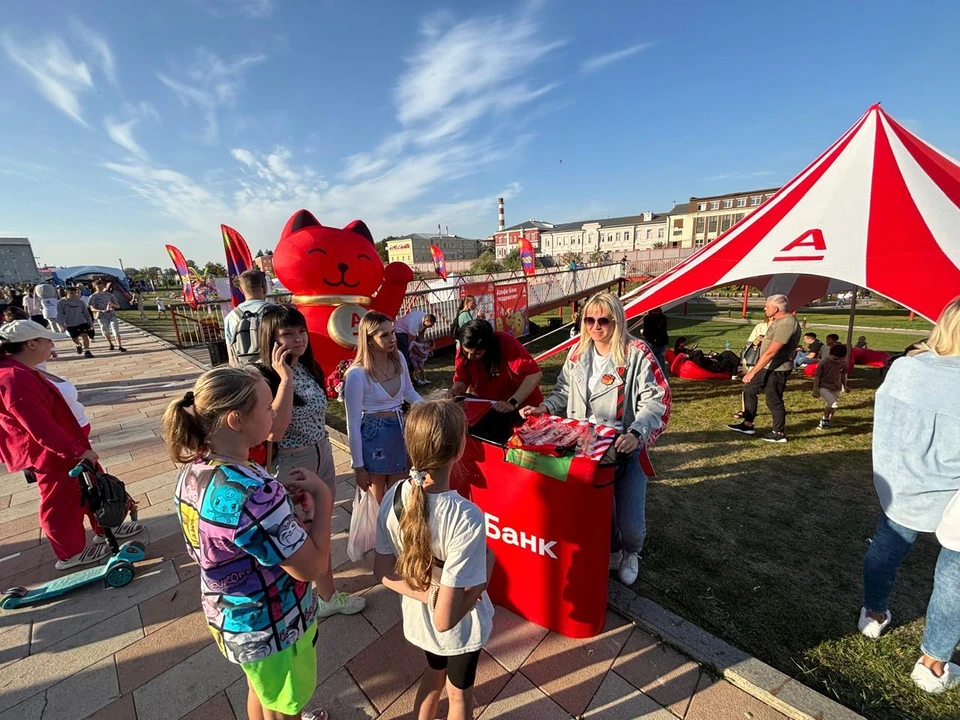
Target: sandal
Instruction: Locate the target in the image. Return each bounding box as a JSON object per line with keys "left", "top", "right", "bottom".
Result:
{"left": 94, "top": 521, "right": 143, "bottom": 544}
{"left": 302, "top": 710, "right": 328, "bottom": 720}
{"left": 54, "top": 543, "right": 111, "bottom": 570}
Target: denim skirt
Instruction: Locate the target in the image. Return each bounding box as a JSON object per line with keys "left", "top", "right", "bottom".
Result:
{"left": 360, "top": 414, "right": 408, "bottom": 475}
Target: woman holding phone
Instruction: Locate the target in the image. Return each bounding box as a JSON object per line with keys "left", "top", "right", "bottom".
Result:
{"left": 256, "top": 304, "right": 366, "bottom": 618}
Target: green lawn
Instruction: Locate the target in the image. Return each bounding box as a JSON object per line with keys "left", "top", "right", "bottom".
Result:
{"left": 125, "top": 300, "right": 950, "bottom": 719}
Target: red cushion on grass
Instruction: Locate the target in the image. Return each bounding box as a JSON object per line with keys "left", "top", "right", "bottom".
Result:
{"left": 673, "top": 356, "right": 730, "bottom": 381}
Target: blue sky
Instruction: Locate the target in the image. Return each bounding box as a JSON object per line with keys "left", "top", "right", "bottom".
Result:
{"left": 2, "top": 0, "right": 960, "bottom": 269}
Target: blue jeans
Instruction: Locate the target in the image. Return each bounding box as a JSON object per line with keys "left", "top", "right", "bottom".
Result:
{"left": 794, "top": 350, "right": 817, "bottom": 367}
{"left": 651, "top": 346, "right": 667, "bottom": 374}
{"left": 923, "top": 546, "right": 960, "bottom": 662}
{"left": 610, "top": 450, "right": 647, "bottom": 555}
{"left": 862, "top": 512, "right": 960, "bottom": 662}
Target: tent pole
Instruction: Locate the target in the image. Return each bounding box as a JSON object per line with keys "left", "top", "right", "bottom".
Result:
{"left": 741, "top": 286, "right": 749, "bottom": 318}
{"left": 845, "top": 287, "right": 858, "bottom": 350}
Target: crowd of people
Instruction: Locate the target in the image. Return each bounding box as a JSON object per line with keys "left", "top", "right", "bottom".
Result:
{"left": 159, "top": 271, "right": 670, "bottom": 718}
{"left": 1, "top": 266, "right": 957, "bottom": 715}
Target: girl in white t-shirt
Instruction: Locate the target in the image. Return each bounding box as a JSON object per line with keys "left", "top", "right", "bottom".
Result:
{"left": 374, "top": 400, "right": 495, "bottom": 720}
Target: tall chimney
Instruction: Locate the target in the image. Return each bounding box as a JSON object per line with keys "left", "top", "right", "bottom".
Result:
{"left": 445, "top": 225, "right": 449, "bottom": 236}
{"left": 497, "top": 197, "right": 505, "bottom": 232}
{"left": 437, "top": 223, "right": 442, "bottom": 235}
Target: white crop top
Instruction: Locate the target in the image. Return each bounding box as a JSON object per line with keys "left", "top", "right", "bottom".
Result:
{"left": 48, "top": 375, "right": 90, "bottom": 428}
{"left": 343, "top": 362, "right": 422, "bottom": 468}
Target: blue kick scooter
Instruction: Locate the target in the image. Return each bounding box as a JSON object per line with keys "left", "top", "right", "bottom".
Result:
{"left": 1, "top": 461, "right": 146, "bottom": 610}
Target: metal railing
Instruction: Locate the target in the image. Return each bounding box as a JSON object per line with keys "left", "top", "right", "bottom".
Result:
{"left": 166, "top": 264, "right": 622, "bottom": 348}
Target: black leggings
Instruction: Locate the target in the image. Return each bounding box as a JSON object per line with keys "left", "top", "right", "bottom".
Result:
{"left": 424, "top": 649, "right": 482, "bottom": 690}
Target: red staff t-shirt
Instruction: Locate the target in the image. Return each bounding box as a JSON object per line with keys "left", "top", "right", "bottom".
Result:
{"left": 453, "top": 332, "right": 544, "bottom": 407}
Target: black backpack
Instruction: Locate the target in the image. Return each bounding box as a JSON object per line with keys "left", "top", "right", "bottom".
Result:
{"left": 229, "top": 305, "right": 267, "bottom": 365}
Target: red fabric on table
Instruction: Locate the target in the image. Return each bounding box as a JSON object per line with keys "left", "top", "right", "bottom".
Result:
{"left": 453, "top": 332, "right": 544, "bottom": 407}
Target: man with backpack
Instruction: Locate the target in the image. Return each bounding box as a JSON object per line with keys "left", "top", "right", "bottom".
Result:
{"left": 224, "top": 270, "right": 271, "bottom": 366}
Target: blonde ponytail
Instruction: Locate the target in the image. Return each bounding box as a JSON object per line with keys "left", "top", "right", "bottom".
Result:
{"left": 162, "top": 367, "right": 262, "bottom": 463}
{"left": 395, "top": 400, "right": 467, "bottom": 592}
{"left": 396, "top": 475, "right": 434, "bottom": 592}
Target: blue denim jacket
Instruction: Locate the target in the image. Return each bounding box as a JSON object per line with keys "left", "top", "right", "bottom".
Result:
{"left": 873, "top": 352, "right": 960, "bottom": 532}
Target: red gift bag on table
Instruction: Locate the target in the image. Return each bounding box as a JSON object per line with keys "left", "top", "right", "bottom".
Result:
{"left": 505, "top": 415, "right": 617, "bottom": 483}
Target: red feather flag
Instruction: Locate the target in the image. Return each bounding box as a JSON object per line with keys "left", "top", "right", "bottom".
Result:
{"left": 519, "top": 236, "right": 536, "bottom": 276}
{"left": 221, "top": 224, "right": 254, "bottom": 308}
{"left": 429, "top": 244, "right": 447, "bottom": 280}
{"left": 165, "top": 244, "right": 197, "bottom": 309}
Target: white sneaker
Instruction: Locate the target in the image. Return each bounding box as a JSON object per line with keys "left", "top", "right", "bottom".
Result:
{"left": 316, "top": 591, "right": 366, "bottom": 618}
{"left": 910, "top": 659, "right": 960, "bottom": 694}
{"left": 618, "top": 552, "right": 640, "bottom": 585}
{"left": 858, "top": 607, "right": 891, "bottom": 639}
{"left": 609, "top": 550, "right": 622, "bottom": 571}
{"left": 54, "top": 543, "right": 110, "bottom": 570}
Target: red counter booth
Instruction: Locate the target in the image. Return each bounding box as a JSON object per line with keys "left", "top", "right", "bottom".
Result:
{"left": 453, "top": 408, "right": 615, "bottom": 639}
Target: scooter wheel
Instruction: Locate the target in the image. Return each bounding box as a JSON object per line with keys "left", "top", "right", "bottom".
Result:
{"left": 126, "top": 541, "right": 146, "bottom": 553}
{"left": 105, "top": 562, "right": 135, "bottom": 588}
{"left": 2, "top": 587, "right": 27, "bottom": 598}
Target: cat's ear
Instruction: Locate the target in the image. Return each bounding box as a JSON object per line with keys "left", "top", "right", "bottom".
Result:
{"left": 344, "top": 220, "right": 375, "bottom": 245}
{"left": 281, "top": 210, "right": 321, "bottom": 241}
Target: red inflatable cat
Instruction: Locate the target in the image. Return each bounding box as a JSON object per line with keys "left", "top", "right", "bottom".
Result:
{"left": 273, "top": 209, "right": 414, "bottom": 369}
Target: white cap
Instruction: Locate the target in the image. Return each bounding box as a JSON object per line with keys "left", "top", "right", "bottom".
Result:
{"left": 0, "top": 320, "right": 70, "bottom": 343}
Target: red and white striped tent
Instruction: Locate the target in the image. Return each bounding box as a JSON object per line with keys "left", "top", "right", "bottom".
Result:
{"left": 538, "top": 105, "right": 960, "bottom": 361}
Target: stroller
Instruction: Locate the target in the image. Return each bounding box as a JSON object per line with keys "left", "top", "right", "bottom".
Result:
{"left": 1, "top": 460, "right": 146, "bottom": 609}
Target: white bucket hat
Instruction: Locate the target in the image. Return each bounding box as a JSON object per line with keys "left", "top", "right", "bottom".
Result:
{"left": 0, "top": 320, "right": 70, "bottom": 343}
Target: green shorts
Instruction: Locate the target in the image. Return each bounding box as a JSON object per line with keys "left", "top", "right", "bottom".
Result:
{"left": 241, "top": 622, "right": 318, "bottom": 714}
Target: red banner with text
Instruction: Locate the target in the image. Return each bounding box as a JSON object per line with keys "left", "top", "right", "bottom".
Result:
{"left": 494, "top": 282, "right": 529, "bottom": 338}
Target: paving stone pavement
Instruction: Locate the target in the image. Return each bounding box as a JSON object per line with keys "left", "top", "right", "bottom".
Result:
{"left": 0, "top": 328, "right": 791, "bottom": 719}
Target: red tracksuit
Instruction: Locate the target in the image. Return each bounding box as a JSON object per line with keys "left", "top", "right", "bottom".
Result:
{"left": 0, "top": 356, "right": 100, "bottom": 560}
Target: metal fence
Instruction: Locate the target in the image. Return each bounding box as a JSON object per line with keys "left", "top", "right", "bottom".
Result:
{"left": 167, "top": 263, "right": 622, "bottom": 349}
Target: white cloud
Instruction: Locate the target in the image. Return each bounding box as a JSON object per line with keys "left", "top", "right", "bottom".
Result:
{"left": 71, "top": 19, "right": 116, "bottom": 84}
{"left": 158, "top": 50, "right": 266, "bottom": 143}
{"left": 1, "top": 31, "right": 94, "bottom": 125}
{"left": 395, "top": 10, "right": 563, "bottom": 142}
{"left": 581, "top": 42, "right": 652, "bottom": 75}
{"left": 105, "top": 117, "right": 148, "bottom": 158}
{"left": 103, "top": 7, "right": 556, "bottom": 260}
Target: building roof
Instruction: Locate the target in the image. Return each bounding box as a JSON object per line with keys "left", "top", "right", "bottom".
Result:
{"left": 688, "top": 187, "right": 780, "bottom": 203}
{"left": 500, "top": 220, "right": 555, "bottom": 232}
{"left": 667, "top": 202, "right": 695, "bottom": 215}
{"left": 390, "top": 234, "right": 481, "bottom": 243}
{"left": 545, "top": 213, "right": 668, "bottom": 233}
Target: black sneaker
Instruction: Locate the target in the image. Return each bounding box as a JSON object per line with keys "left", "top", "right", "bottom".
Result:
{"left": 727, "top": 422, "right": 756, "bottom": 435}
{"left": 761, "top": 431, "right": 787, "bottom": 443}
{"left": 75, "top": 345, "right": 83, "bottom": 355}
{"left": 821, "top": 419, "right": 831, "bottom": 429}
{"left": 109, "top": 344, "right": 115, "bottom": 351}
{"left": 817, "top": 419, "right": 827, "bottom": 430}
{"left": 84, "top": 350, "right": 94, "bottom": 358}
{"left": 118, "top": 346, "right": 128, "bottom": 353}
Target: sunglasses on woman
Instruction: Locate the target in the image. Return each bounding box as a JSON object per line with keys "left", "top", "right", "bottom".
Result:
{"left": 583, "top": 316, "right": 613, "bottom": 328}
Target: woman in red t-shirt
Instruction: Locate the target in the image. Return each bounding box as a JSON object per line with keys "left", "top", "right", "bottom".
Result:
{"left": 450, "top": 319, "right": 543, "bottom": 412}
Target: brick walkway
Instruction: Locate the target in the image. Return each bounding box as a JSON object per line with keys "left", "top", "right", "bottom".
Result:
{"left": 0, "top": 328, "right": 789, "bottom": 719}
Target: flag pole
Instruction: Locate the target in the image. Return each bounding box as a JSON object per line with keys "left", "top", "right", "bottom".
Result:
{"left": 845, "top": 286, "right": 858, "bottom": 351}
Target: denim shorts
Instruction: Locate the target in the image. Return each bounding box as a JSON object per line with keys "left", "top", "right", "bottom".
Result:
{"left": 360, "top": 414, "right": 407, "bottom": 475}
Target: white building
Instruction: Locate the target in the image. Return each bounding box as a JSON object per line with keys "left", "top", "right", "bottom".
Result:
{"left": 539, "top": 212, "right": 668, "bottom": 257}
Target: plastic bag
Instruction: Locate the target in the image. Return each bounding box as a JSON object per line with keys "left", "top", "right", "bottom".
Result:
{"left": 347, "top": 485, "right": 380, "bottom": 562}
